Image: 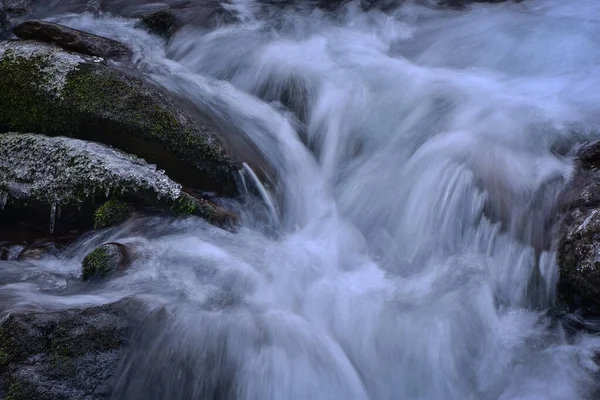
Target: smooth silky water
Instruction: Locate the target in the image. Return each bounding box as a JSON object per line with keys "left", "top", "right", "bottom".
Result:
{"left": 2, "top": 0, "right": 600, "bottom": 398}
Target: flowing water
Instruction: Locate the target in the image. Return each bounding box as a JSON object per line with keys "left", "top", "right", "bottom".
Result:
{"left": 3, "top": 0, "right": 600, "bottom": 398}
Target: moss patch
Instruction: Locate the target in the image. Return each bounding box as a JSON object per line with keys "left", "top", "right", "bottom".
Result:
{"left": 81, "top": 246, "right": 111, "bottom": 281}
{"left": 93, "top": 199, "right": 134, "bottom": 229}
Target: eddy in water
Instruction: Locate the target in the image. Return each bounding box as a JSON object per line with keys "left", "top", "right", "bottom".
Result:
{"left": 1, "top": 0, "right": 600, "bottom": 399}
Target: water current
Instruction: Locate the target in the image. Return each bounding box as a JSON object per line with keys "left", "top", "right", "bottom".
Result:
{"left": 3, "top": 0, "right": 600, "bottom": 398}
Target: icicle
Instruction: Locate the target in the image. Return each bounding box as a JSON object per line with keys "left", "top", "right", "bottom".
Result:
{"left": 0, "top": 191, "right": 7, "bottom": 210}
{"left": 49, "top": 203, "right": 57, "bottom": 234}
{"left": 105, "top": 186, "right": 110, "bottom": 198}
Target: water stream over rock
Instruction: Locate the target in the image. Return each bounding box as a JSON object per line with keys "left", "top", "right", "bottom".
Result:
{"left": 2, "top": 0, "right": 600, "bottom": 399}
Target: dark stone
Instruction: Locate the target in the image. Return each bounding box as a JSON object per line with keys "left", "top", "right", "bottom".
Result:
{"left": 557, "top": 139, "right": 600, "bottom": 314}
{"left": 0, "top": 41, "right": 238, "bottom": 196}
{"left": 0, "top": 246, "right": 7, "bottom": 260}
{"left": 81, "top": 242, "right": 129, "bottom": 281}
{"left": 16, "top": 244, "right": 55, "bottom": 261}
{"left": 2, "top": 0, "right": 30, "bottom": 15}
{"left": 0, "top": 299, "right": 145, "bottom": 400}
{"left": 140, "top": 9, "right": 179, "bottom": 38}
{"left": 0, "top": 0, "right": 30, "bottom": 31}
{"left": 13, "top": 20, "right": 129, "bottom": 59}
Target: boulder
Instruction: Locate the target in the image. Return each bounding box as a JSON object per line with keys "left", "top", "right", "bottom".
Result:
{"left": 139, "top": 9, "right": 179, "bottom": 38}
{"left": 81, "top": 242, "right": 129, "bottom": 281}
{"left": 0, "top": 133, "right": 236, "bottom": 237}
{"left": 0, "top": 40, "right": 238, "bottom": 195}
{"left": 13, "top": 20, "right": 129, "bottom": 59}
{"left": 0, "top": 299, "right": 144, "bottom": 399}
{"left": 557, "top": 139, "right": 600, "bottom": 313}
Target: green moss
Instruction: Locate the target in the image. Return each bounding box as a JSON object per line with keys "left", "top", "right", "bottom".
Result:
{"left": 0, "top": 53, "right": 69, "bottom": 134}
{"left": 169, "top": 193, "right": 235, "bottom": 226}
{"left": 93, "top": 199, "right": 134, "bottom": 229}
{"left": 81, "top": 246, "right": 111, "bottom": 281}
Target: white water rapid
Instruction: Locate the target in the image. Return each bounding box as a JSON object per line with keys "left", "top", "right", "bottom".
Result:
{"left": 3, "top": 0, "right": 600, "bottom": 399}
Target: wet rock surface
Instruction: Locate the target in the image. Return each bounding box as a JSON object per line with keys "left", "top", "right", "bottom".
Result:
{"left": 139, "top": 9, "right": 179, "bottom": 38}
{"left": 0, "top": 40, "right": 238, "bottom": 195}
{"left": 81, "top": 242, "right": 130, "bottom": 281}
{"left": 13, "top": 20, "right": 130, "bottom": 59}
{"left": 0, "top": 133, "right": 236, "bottom": 237}
{"left": 557, "top": 139, "right": 600, "bottom": 313}
{"left": 0, "top": 299, "right": 145, "bottom": 400}
{"left": 16, "top": 244, "right": 56, "bottom": 261}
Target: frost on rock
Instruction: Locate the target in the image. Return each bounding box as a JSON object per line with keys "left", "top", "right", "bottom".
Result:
{"left": 0, "top": 133, "right": 182, "bottom": 208}
{"left": 0, "top": 41, "right": 85, "bottom": 95}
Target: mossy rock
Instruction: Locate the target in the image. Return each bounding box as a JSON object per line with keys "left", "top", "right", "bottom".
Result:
{"left": 0, "top": 299, "right": 144, "bottom": 399}
{"left": 0, "top": 133, "right": 236, "bottom": 237}
{"left": 93, "top": 199, "right": 135, "bottom": 229}
{"left": 81, "top": 242, "right": 129, "bottom": 281}
{"left": 0, "top": 40, "right": 237, "bottom": 195}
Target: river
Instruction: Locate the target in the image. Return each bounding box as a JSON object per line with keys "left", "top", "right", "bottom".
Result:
{"left": 2, "top": 0, "right": 600, "bottom": 398}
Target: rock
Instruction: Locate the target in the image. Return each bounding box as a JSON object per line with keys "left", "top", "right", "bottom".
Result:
{"left": 0, "top": 299, "right": 143, "bottom": 399}
{"left": 0, "top": 0, "right": 30, "bottom": 34}
{"left": 0, "top": 40, "right": 237, "bottom": 195}
{"left": 94, "top": 199, "right": 135, "bottom": 230}
{"left": 81, "top": 242, "right": 129, "bottom": 281}
{"left": 0, "top": 246, "right": 7, "bottom": 260}
{"left": 16, "top": 244, "right": 55, "bottom": 261}
{"left": 2, "top": 0, "right": 30, "bottom": 15}
{"left": 0, "top": 133, "right": 235, "bottom": 235}
{"left": 557, "top": 139, "right": 600, "bottom": 313}
{"left": 437, "top": 0, "right": 521, "bottom": 8}
{"left": 139, "top": 9, "right": 179, "bottom": 38}
{"left": 13, "top": 20, "right": 129, "bottom": 59}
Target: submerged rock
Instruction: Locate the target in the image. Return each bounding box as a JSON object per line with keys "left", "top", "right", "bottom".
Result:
{"left": 557, "top": 139, "right": 600, "bottom": 313}
{"left": 139, "top": 9, "right": 179, "bottom": 38}
{"left": 13, "top": 20, "right": 129, "bottom": 59}
{"left": 81, "top": 242, "right": 129, "bottom": 281}
{"left": 0, "top": 299, "right": 143, "bottom": 399}
{"left": 0, "top": 40, "right": 237, "bottom": 195}
{"left": 16, "top": 244, "right": 55, "bottom": 261}
{"left": 0, "top": 133, "right": 235, "bottom": 236}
